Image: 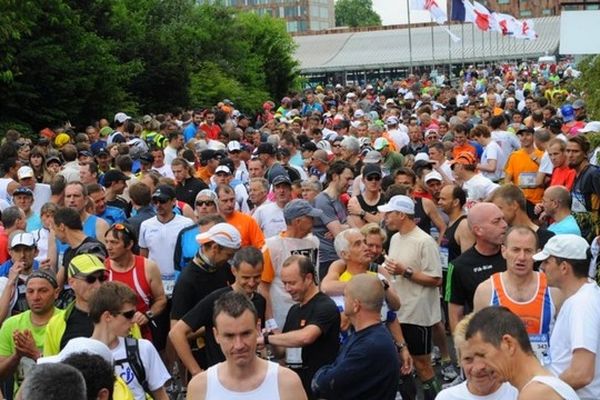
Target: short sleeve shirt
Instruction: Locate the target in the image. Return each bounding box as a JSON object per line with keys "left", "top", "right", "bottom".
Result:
{"left": 313, "top": 193, "right": 347, "bottom": 263}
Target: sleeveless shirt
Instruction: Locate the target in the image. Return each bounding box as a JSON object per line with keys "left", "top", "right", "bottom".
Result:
{"left": 443, "top": 215, "right": 467, "bottom": 263}
{"left": 205, "top": 360, "right": 280, "bottom": 400}
{"left": 356, "top": 194, "right": 385, "bottom": 215}
{"left": 414, "top": 198, "right": 431, "bottom": 234}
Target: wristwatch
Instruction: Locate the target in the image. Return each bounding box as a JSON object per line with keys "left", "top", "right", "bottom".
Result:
{"left": 144, "top": 311, "right": 154, "bottom": 320}
{"left": 403, "top": 267, "right": 414, "bottom": 280}
{"left": 394, "top": 341, "right": 407, "bottom": 353}
{"left": 360, "top": 210, "right": 367, "bottom": 219}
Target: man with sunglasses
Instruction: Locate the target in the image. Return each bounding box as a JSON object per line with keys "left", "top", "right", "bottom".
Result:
{"left": 347, "top": 164, "right": 385, "bottom": 229}
{"left": 89, "top": 282, "right": 170, "bottom": 400}
{"left": 44, "top": 254, "right": 109, "bottom": 356}
{"left": 105, "top": 223, "right": 167, "bottom": 341}
{"left": 0, "top": 269, "right": 60, "bottom": 395}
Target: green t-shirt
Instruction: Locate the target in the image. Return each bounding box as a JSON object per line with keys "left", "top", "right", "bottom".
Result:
{"left": 383, "top": 151, "right": 404, "bottom": 176}
{"left": 0, "top": 308, "right": 60, "bottom": 392}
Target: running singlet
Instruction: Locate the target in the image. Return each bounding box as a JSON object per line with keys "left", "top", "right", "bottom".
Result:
{"left": 491, "top": 272, "right": 554, "bottom": 365}
{"left": 205, "top": 360, "right": 280, "bottom": 400}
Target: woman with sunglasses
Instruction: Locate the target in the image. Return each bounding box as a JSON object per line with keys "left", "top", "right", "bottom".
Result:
{"left": 347, "top": 164, "right": 385, "bottom": 229}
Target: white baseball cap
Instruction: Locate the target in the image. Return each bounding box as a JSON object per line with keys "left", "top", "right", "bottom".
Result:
{"left": 113, "top": 112, "right": 131, "bottom": 124}
{"left": 38, "top": 337, "right": 113, "bottom": 365}
{"left": 10, "top": 232, "right": 36, "bottom": 249}
{"left": 532, "top": 234, "right": 590, "bottom": 261}
{"left": 196, "top": 223, "right": 241, "bottom": 249}
{"left": 17, "top": 166, "right": 34, "bottom": 180}
{"left": 227, "top": 141, "right": 242, "bottom": 152}
{"left": 378, "top": 195, "right": 415, "bottom": 215}
{"left": 579, "top": 121, "right": 600, "bottom": 134}
{"left": 414, "top": 152, "right": 430, "bottom": 162}
{"left": 424, "top": 171, "right": 443, "bottom": 183}
{"left": 215, "top": 165, "right": 232, "bottom": 175}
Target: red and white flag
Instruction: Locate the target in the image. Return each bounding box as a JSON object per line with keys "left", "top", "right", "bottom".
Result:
{"left": 514, "top": 19, "right": 538, "bottom": 40}
{"left": 410, "top": 0, "right": 448, "bottom": 25}
{"left": 462, "top": 0, "right": 492, "bottom": 32}
{"left": 491, "top": 12, "right": 520, "bottom": 36}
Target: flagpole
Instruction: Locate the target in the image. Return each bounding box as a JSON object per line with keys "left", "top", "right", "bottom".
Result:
{"left": 471, "top": 23, "right": 475, "bottom": 62}
{"left": 461, "top": 23, "right": 465, "bottom": 68}
{"left": 407, "top": 0, "right": 413, "bottom": 74}
{"left": 448, "top": 23, "right": 452, "bottom": 78}
{"left": 431, "top": 18, "right": 435, "bottom": 70}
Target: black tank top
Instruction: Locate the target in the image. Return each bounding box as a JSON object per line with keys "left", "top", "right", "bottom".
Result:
{"left": 442, "top": 215, "right": 467, "bottom": 262}
{"left": 414, "top": 197, "right": 431, "bottom": 234}
{"left": 356, "top": 193, "right": 385, "bottom": 214}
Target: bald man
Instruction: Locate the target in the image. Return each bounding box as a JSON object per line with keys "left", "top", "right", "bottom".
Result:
{"left": 445, "top": 203, "right": 508, "bottom": 332}
{"left": 312, "top": 274, "right": 400, "bottom": 400}
{"left": 542, "top": 186, "right": 582, "bottom": 236}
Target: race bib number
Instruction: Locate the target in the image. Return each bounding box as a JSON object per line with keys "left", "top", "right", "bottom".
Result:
{"left": 162, "top": 275, "right": 176, "bottom": 298}
{"left": 286, "top": 347, "right": 303, "bottom": 367}
{"left": 518, "top": 172, "right": 537, "bottom": 189}
{"left": 530, "top": 334, "right": 551, "bottom": 366}
{"left": 440, "top": 247, "right": 449, "bottom": 272}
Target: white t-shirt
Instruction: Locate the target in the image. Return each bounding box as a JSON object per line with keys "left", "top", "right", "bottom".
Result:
{"left": 253, "top": 202, "right": 286, "bottom": 239}
{"left": 550, "top": 281, "right": 600, "bottom": 400}
{"left": 480, "top": 140, "right": 506, "bottom": 182}
{"left": 388, "top": 227, "right": 442, "bottom": 326}
{"left": 163, "top": 146, "right": 178, "bottom": 166}
{"left": 491, "top": 130, "right": 520, "bottom": 157}
{"left": 151, "top": 164, "right": 174, "bottom": 179}
{"left": 435, "top": 381, "right": 517, "bottom": 400}
{"left": 538, "top": 151, "right": 553, "bottom": 176}
{"left": 139, "top": 215, "right": 194, "bottom": 276}
{"left": 387, "top": 128, "right": 410, "bottom": 150}
{"left": 463, "top": 174, "right": 500, "bottom": 203}
{"left": 112, "top": 337, "right": 171, "bottom": 400}
{"left": 32, "top": 183, "right": 51, "bottom": 214}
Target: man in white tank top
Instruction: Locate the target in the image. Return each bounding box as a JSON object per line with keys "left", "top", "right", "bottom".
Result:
{"left": 187, "top": 291, "right": 307, "bottom": 400}
{"left": 465, "top": 307, "right": 579, "bottom": 400}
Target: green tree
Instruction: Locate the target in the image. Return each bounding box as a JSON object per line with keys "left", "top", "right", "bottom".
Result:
{"left": 574, "top": 55, "right": 600, "bottom": 121}
{"left": 335, "top": 0, "right": 382, "bottom": 27}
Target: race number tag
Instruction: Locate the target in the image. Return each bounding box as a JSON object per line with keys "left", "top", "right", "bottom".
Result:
{"left": 286, "top": 347, "right": 303, "bottom": 367}
{"left": 518, "top": 172, "right": 537, "bottom": 189}
{"left": 530, "top": 334, "right": 551, "bottom": 366}
{"left": 162, "top": 275, "right": 176, "bottom": 298}
{"left": 440, "top": 247, "right": 449, "bottom": 272}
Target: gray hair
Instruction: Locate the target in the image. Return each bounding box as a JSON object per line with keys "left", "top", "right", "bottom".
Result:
{"left": 21, "top": 364, "right": 86, "bottom": 400}
{"left": 300, "top": 180, "right": 322, "bottom": 192}
{"left": 249, "top": 177, "right": 270, "bottom": 192}
{"left": 334, "top": 228, "right": 362, "bottom": 258}
{"left": 341, "top": 136, "right": 360, "bottom": 155}
{"left": 267, "top": 134, "right": 280, "bottom": 148}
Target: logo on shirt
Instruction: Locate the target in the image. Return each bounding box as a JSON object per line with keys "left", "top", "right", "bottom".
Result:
{"left": 473, "top": 264, "right": 493, "bottom": 273}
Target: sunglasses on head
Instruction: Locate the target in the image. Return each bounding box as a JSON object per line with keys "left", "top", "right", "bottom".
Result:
{"left": 196, "top": 200, "right": 215, "bottom": 207}
{"left": 114, "top": 309, "right": 136, "bottom": 320}
{"left": 366, "top": 175, "right": 381, "bottom": 182}
{"left": 112, "top": 223, "right": 131, "bottom": 235}
{"left": 78, "top": 272, "right": 108, "bottom": 284}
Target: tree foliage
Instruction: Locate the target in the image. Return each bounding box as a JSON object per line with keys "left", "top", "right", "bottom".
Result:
{"left": 335, "top": 0, "right": 382, "bottom": 28}
{"left": 574, "top": 55, "right": 600, "bottom": 121}
{"left": 0, "top": 0, "right": 299, "bottom": 133}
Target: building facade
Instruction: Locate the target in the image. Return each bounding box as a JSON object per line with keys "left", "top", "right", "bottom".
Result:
{"left": 481, "top": 0, "right": 560, "bottom": 18}
{"left": 201, "top": 0, "right": 335, "bottom": 33}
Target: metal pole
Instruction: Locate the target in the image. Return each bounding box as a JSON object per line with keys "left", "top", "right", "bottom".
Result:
{"left": 461, "top": 23, "right": 465, "bottom": 67}
{"left": 431, "top": 19, "right": 435, "bottom": 67}
{"left": 448, "top": 24, "right": 452, "bottom": 78}
{"left": 471, "top": 24, "right": 475, "bottom": 62}
{"left": 407, "top": 0, "right": 413, "bottom": 74}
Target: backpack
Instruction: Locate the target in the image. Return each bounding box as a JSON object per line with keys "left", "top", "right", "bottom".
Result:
{"left": 114, "top": 337, "right": 152, "bottom": 398}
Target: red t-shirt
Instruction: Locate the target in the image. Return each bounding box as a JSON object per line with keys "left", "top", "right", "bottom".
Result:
{"left": 550, "top": 165, "right": 576, "bottom": 191}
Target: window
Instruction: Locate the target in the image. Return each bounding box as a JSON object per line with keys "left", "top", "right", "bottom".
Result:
{"left": 319, "top": 6, "right": 329, "bottom": 19}
{"left": 497, "top": 0, "right": 509, "bottom": 4}
{"left": 284, "top": 6, "right": 299, "bottom": 16}
{"left": 287, "top": 21, "right": 298, "bottom": 32}
{"left": 520, "top": 9, "right": 532, "bottom": 17}
{"left": 542, "top": 8, "right": 553, "bottom": 15}
{"left": 311, "top": 6, "right": 319, "bottom": 17}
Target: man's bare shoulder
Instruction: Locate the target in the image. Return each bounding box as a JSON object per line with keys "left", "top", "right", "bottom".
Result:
{"left": 278, "top": 365, "right": 308, "bottom": 400}
{"left": 187, "top": 370, "right": 208, "bottom": 400}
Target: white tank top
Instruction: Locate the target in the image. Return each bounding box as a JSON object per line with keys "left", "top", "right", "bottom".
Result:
{"left": 0, "top": 178, "right": 12, "bottom": 202}
{"left": 205, "top": 360, "right": 280, "bottom": 400}
{"left": 525, "top": 375, "right": 579, "bottom": 400}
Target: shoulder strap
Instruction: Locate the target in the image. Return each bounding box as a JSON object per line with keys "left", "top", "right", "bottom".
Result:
{"left": 123, "top": 337, "right": 151, "bottom": 395}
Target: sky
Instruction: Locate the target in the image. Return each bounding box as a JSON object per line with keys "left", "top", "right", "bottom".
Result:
{"left": 371, "top": 0, "right": 449, "bottom": 25}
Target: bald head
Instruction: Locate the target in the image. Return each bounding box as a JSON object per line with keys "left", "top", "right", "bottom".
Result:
{"left": 312, "top": 149, "right": 329, "bottom": 164}
{"left": 545, "top": 185, "right": 571, "bottom": 210}
{"left": 468, "top": 202, "right": 502, "bottom": 228}
{"left": 345, "top": 274, "right": 384, "bottom": 312}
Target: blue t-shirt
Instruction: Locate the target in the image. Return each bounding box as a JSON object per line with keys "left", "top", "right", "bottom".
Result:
{"left": 0, "top": 260, "right": 40, "bottom": 277}
{"left": 548, "top": 214, "right": 582, "bottom": 236}
{"left": 26, "top": 213, "right": 42, "bottom": 233}
{"left": 98, "top": 206, "right": 127, "bottom": 225}
{"left": 174, "top": 225, "right": 200, "bottom": 271}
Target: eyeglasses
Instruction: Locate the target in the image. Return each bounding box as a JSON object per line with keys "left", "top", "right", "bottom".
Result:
{"left": 152, "top": 198, "right": 169, "bottom": 204}
{"left": 114, "top": 309, "right": 136, "bottom": 320}
{"left": 365, "top": 175, "right": 381, "bottom": 182}
{"left": 76, "top": 272, "right": 108, "bottom": 284}
{"left": 333, "top": 144, "right": 342, "bottom": 148}
{"left": 229, "top": 150, "right": 240, "bottom": 154}
{"left": 196, "top": 200, "right": 215, "bottom": 207}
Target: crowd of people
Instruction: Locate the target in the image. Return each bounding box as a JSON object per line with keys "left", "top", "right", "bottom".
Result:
{"left": 0, "top": 59, "right": 599, "bottom": 400}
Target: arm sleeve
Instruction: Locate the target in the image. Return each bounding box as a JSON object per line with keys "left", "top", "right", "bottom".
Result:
{"left": 0, "top": 320, "right": 14, "bottom": 356}
{"left": 504, "top": 154, "right": 515, "bottom": 179}
{"left": 261, "top": 248, "right": 275, "bottom": 283}
{"left": 140, "top": 339, "right": 171, "bottom": 391}
{"left": 308, "top": 298, "right": 340, "bottom": 334}
{"left": 181, "top": 290, "right": 223, "bottom": 330}
{"left": 250, "top": 219, "right": 265, "bottom": 249}
{"left": 138, "top": 222, "right": 148, "bottom": 249}
{"left": 314, "top": 196, "right": 337, "bottom": 226}
{"left": 421, "top": 240, "right": 443, "bottom": 278}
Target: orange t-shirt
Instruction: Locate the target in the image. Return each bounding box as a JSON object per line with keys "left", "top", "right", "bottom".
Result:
{"left": 226, "top": 211, "right": 265, "bottom": 249}
{"left": 504, "top": 149, "right": 545, "bottom": 204}
{"left": 452, "top": 143, "right": 477, "bottom": 160}
{"left": 195, "top": 166, "right": 212, "bottom": 185}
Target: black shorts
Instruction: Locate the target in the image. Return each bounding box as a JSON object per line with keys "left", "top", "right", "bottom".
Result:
{"left": 400, "top": 323, "right": 433, "bottom": 356}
